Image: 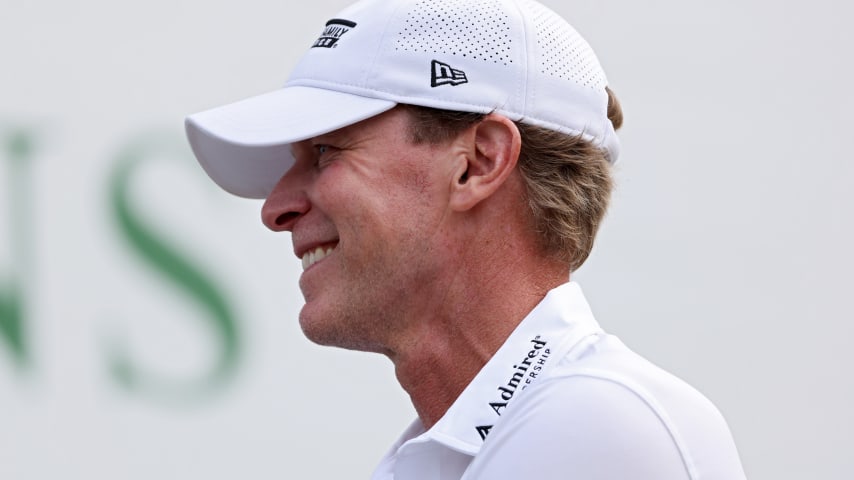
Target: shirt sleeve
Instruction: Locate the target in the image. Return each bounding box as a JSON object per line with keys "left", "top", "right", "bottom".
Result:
{"left": 460, "top": 374, "right": 694, "bottom": 480}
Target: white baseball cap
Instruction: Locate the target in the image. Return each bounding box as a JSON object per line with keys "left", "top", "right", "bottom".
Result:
{"left": 186, "top": 0, "right": 619, "bottom": 199}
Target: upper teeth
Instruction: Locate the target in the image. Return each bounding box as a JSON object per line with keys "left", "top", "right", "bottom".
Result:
{"left": 302, "top": 245, "right": 335, "bottom": 270}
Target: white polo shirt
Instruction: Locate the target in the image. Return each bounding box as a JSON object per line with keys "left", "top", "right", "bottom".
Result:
{"left": 371, "top": 283, "right": 746, "bottom": 480}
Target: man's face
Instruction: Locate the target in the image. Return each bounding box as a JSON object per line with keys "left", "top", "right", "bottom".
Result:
{"left": 261, "top": 108, "right": 461, "bottom": 353}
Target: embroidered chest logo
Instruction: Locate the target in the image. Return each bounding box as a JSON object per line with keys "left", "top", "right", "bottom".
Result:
{"left": 312, "top": 19, "right": 357, "bottom": 48}
{"left": 431, "top": 60, "right": 468, "bottom": 87}
{"left": 475, "top": 336, "right": 551, "bottom": 441}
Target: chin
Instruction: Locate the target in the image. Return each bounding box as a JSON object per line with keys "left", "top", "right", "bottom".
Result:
{"left": 298, "top": 305, "right": 387, "bottom": 353}
{"left": 297, "top": 306, "right": 333, "bottom": 344}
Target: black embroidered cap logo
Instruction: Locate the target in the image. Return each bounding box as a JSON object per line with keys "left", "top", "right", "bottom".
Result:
{"left": 312, "top": 18, "right": 357, "bottom": 49}
{"left": 431, "top": 60, "right": 468, "bottom": 87}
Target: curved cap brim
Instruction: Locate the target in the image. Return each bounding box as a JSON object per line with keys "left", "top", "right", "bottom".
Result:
{"left": 185, "top": 85, "right": 397, "bottom": 199}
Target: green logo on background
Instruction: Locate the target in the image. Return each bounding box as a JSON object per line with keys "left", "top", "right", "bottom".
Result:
{"left": 106, "top": 132, "right": 242, "bottom": 403}
{"left": 1, "top": 125, "right": 244, "bottom": 403}
{"left": 0, "top": 128, "right": 36, "bottom": 372}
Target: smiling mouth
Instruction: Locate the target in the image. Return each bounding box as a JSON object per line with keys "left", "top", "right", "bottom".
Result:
{"left": 301, "top": 244, "right": 337, "bottom": 270}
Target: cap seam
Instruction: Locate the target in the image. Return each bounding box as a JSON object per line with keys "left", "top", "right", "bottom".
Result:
{"left": 509, "top": 0, "right": 532, "bottom": 121}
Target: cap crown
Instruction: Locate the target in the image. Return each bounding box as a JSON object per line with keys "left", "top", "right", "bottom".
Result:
{"left": 288, "top": 0, "right": 618, "bottom": 160}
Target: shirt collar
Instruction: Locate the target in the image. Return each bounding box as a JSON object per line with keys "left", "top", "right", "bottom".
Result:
{"left": 398, "top": 282, "right": 603, "bottom": 456}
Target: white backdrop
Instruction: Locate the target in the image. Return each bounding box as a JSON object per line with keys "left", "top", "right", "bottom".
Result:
{"left": 1, "top": 0, "right": 852, "bottom": 479}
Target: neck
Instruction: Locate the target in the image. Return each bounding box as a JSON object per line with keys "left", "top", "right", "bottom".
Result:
{"left": 387, "top": 238, "right": 568, "bottom": 429}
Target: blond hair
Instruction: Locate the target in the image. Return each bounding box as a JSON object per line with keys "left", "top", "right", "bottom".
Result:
{"left": 404, "top": 87, "right": 623, "bottom": 270}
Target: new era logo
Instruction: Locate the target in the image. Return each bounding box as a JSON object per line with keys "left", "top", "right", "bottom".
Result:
{"left": 431, "top": 60, "right": 468, "bottom": 87}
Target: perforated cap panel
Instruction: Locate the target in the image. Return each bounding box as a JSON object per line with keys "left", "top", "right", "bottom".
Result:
{"left": 395, "top": 0, "right": 514, "bottom": 65}
{"left": 394, "top": 0, "right": 606, "bottom": 88}
{"left": 523, "top": 0, "right": 606, "bottom": 88}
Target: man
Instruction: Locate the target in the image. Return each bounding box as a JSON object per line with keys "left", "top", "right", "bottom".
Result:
{"left": 186, "top": 0, "right": 747, "bottom": 478}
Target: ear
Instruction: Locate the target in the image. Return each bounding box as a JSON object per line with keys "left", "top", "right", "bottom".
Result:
{"left": 449, "top": 114, "right": 522, "bottom": 212}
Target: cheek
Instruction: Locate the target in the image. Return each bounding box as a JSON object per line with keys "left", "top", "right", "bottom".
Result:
{"left": 313, "top": 163, "right": 362, "bottom": 214}
{"left": 314, "top": 148, "right": 447, "bottom": 239}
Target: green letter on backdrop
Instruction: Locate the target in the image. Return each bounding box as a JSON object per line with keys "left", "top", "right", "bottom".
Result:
{"left": 0, "top": 128, "right": 36, "bottom": 371}
{"left": 106, "top": 133, "right": 241, "bottom": 403}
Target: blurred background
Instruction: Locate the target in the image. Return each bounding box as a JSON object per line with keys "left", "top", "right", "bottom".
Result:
{"left": 1, "top": 0, "right": 851, "bottom": 478}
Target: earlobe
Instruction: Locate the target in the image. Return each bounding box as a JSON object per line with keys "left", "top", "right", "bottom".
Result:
{"left": 449, "top": 114, "right": 521, "bottom": 212}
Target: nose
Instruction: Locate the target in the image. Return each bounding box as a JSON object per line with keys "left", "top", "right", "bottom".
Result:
{"left": 261, "top": 169, "right": 310, "bottom": 232}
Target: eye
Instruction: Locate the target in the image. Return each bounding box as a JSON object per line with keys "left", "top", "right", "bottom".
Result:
{"left": 313, "top": 143, "right": 340, "bottom": 168}
{"left": 314, "top": 143, "right": 339, "bottom": 157}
